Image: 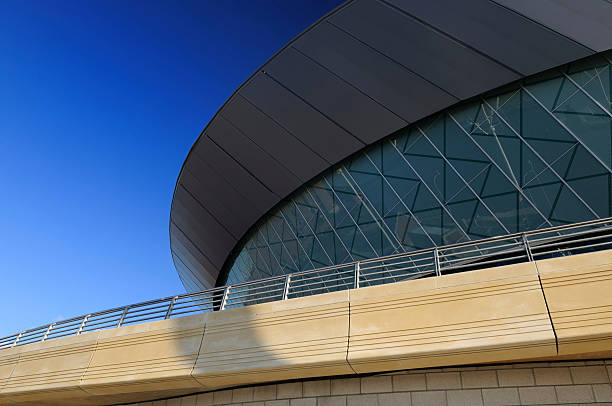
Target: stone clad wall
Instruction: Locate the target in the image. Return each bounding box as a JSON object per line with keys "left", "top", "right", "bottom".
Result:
{"left": 122, "top": 359, "right": 612, "bottom": 406}
{"left": 2, "top": 250, "right": 612, "bottom": 405}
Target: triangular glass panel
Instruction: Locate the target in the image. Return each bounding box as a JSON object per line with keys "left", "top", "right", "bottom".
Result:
{"left": 550, "top": 185, "right": 596, "bottom": 224}
{"left": 482, "top": 192, "right": 519, "bottom": 233}
{"left": 446, "top": 199, "right": 478, "bottom": 234}
{"left": 467, "top": 202, "right": 507, "bottom": 238}
{"left": 565, "top": 145, "right": 609, "bottom": 180}
{"left": 524, "top": 75, "right": 566, "bottom": 111}
{"left": 517, "top": 193, "right": 549, "bottom": 232}
{"left": 407, "top": 155, "right": 445, "bottom": 201}
{"left": 568, "top": 174, "right": 610, "bottom": 218}
{"left": 480, "top": 166, "right": 517, "bottom": 197}
{"left": 523, "top": 182, "right": 562, "bottom": 219}
{"left": 450, "top": 103, "right": 482, "bottom": 134}
{"left": 522, "top": 90, "right": 576, "bottom": 143}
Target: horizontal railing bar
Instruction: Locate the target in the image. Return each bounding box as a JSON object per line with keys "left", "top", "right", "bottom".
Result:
{"left": 533, "top": 233, "right": 612, "bottom": 249}
{"left": 224, "top": 288, "right": 284, "bottom": 302}
{"left": 122, "top": 309, "right": 168, "bottom": 321}
{"left": 230, "top": 285, "right": 283, "bottom": 295}
{"left": 362, "top": 267, "right": 434, "bottom": 279}
{"left": 82, "top": 317, "right": 122, "bottom": 328}
{"left": 441, "top": 253, "right": 528, "bottom": 272}
{"left": 228, "top": 294, "right": 285, "bottom": 305}
{"left": 534, "top": 240, "right": 612, "bottom": 257}
{"left": 438, "top": 241, "right": 523, "bottom": 258}
{"left": 289, "top": 274, "right": 354, "bottom": 287}
{"left": 439, "top": 247, "right": 527, "bottom": 266}
{"left": 362, "top": 269, "right": 434, "bottom": 282}
{"left": 359, "top": 256, "right": 434, "bottom": 270}
{"left": 119, "top": 316, "right": 168, "bottom": 325}
{"left": 528, "top": 226, "right": 612, "bottom": 244}
{"left": 288, "top": 283, "right": 353, "bottom": 296}
{"left": 293, "top": 269, "right": 355, "bottom": 277}
{"left": 169, "top": 309, "right": 210, "bottom": 317}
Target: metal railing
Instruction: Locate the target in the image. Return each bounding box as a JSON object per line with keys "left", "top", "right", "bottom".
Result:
{"left": 2, "top": 217, "right": 612, "bottom": 350}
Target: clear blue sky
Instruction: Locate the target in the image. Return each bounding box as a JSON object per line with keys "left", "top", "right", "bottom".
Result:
{"left": 0, "top": 0, "right": 341, "bottom": 337}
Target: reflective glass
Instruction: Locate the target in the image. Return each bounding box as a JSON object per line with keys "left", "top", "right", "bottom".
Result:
{"left": 224, "top": 51, "right": 612, "bottom": 285}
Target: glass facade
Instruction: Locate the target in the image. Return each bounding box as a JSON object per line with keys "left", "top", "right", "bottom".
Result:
{"left": 223, "top": 51, "right": 612, "bottom": 285}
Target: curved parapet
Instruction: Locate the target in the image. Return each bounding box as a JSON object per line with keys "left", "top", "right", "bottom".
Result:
{"left": 169, "top": 0, "right": 612, "bottom": 291}
{"left": 3, "top": 250, "right": 612, "bottom": 405}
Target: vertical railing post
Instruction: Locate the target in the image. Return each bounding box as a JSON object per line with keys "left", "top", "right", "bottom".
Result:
{"left": 41, "top": 323, "right": 55, "bottom": 342}
{"left": 433, "top": 248, "right": 441, "bottom": 277}
{"left": 522, "top": 233, "right": 534, "bottom": 262}
{"left": 165, "top": 296, "right": 178, "bottom": 319}
{"left": 354, "top": 262, "right": 360, "bottom": 289}
{"left": 220, "top": 286, "right": 230, "bottom": 310}
{"left": 282, "top": 275, "right": 291, "bottom": 300}
{"left": 117, "top": 306, "right": 129, "bottom": 327}
{"left": 77, "top": 315, "right": 90, "bottom": 335}
{"left": 12, "top": 332, "right": 22, "bottom": 347}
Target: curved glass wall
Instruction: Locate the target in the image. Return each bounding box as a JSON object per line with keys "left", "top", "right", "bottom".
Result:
{"left": 224, "top": 51, "right": 612, "bottom": 285}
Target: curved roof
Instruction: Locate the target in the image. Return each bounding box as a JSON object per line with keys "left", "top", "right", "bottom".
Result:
{"left": 170, "top": 0, "right": 612, "bottom": 290}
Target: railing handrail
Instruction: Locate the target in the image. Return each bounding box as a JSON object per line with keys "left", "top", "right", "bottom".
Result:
{"left": 3, "top": 216, "right": 612, "bottom": 349}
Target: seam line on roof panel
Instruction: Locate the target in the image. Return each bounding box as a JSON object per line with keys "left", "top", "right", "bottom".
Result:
{"left": 185, "top": 154, "right": 266, "bottom": 215}
{"left": 178, "top": 183, "right": 240, "bottom": 240}
{"left": 325, "top": 20, "right": 460, "bottom": 101}
{"left": 291, "top": 46, "right": 409, "bottom": 124}
{"left": 377, "top": 0, "right": 523, "bottom": 76}
{"left": 489, "top": 0, "right": 598, "bottom": 53}
{"left": 172, "top": 253, "right": 206, "bottom": 292}
{"left": 218, "top": 113, "right": 307, "bottom": 182}
{"left": 261, "top": 72, "right": 367, "bottom": 147}
{"left": 171, "top": 220, "right": 222, "bottom": 272}
{"left": 207, "top": 136, "right": 281, "bottom": 198}
{"left": 235, "top": 93, "right": 332, "bottom": 165}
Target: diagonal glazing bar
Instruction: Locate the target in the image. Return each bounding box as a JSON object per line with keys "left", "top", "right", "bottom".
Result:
{"left": 264, "top": 220, "right": 302, "bottom": 273}
{"left": 277, "top": 206, "right": 319, "bottom": 272}
{"left": 339, "top": 163, "right": 404, "bottom": 253}
{"left": 448, "top": 112, "right": 553, "bottom": 228}
{"left": 291, "top": 198, "right": 336, "bottom": 265}
{"left": 304, "top": 188, "right": 356, "bottom": 263}
{"left": 389, "top": 140, "right": 472, "bottom": 241}
{"left": 321, "top": 176, "right": 381, "bottom": 258}
{"left": 482, "top": 97, "right": 600, "bottom": 218}
{"left": 416, "top": 125, "right": 511, "bottom": 234}
{"left": 552, "top": 67, "right": 607, "bottom": 113}
{"left": 360, "top": 151, "right": 437, "bottom": 247}
{"left": 520, "top": 87, "right": 612, "bottom": 175}
{"left": 562, "top": 72, "right": 612, "bottom": 119}
{"left": 255, "top": 228, "right": 286, "bottom": 277}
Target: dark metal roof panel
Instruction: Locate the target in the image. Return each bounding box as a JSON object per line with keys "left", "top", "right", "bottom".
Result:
{"left": 221, "top": 95, "right": 330, "bottom": 182}
{"left": 293, "top": 21, "right": 459, "bottom": 122}
{"left": 492, "top": 0, "right": 612, "bottom": 52}
{"left": 171, "top": 185, "right": 237, "bottom": 269}
{"left": 387, "top": 0, "right": 593, "bottom": 76}
{"left": 170, "top": 0, "right": 612, "bottom": 289}
{"left": 189, "top": 137, "right": 278, "bottom": 213}
{"left": 239, "top": 72, "right": 365, "bottom": 163}
{"left": 328, "top": 0, "right": 521, "bottom": 99}
{"left": 265, "top": 47, "right": 408, "bottom": 144}
{"left": 206, "top": 115, "right": 301, "bottom": 197}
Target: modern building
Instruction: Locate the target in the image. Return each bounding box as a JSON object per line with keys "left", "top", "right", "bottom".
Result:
{"left": 3, "top": 1, "right": 612, "bottom": 405}
{"left": 170, "top": 0, "right": 612, "bottom": 292}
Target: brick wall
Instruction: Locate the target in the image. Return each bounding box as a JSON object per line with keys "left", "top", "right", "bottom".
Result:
{"left": 120, "top": 359, "right": 612, "bottom": 406}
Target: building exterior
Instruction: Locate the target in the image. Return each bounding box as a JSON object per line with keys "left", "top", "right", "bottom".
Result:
{"left": 2, "top": 1, "right": 612, "bottom": 406}
{"left": 170, "top": 0, "right": 612, "bottom": 291}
